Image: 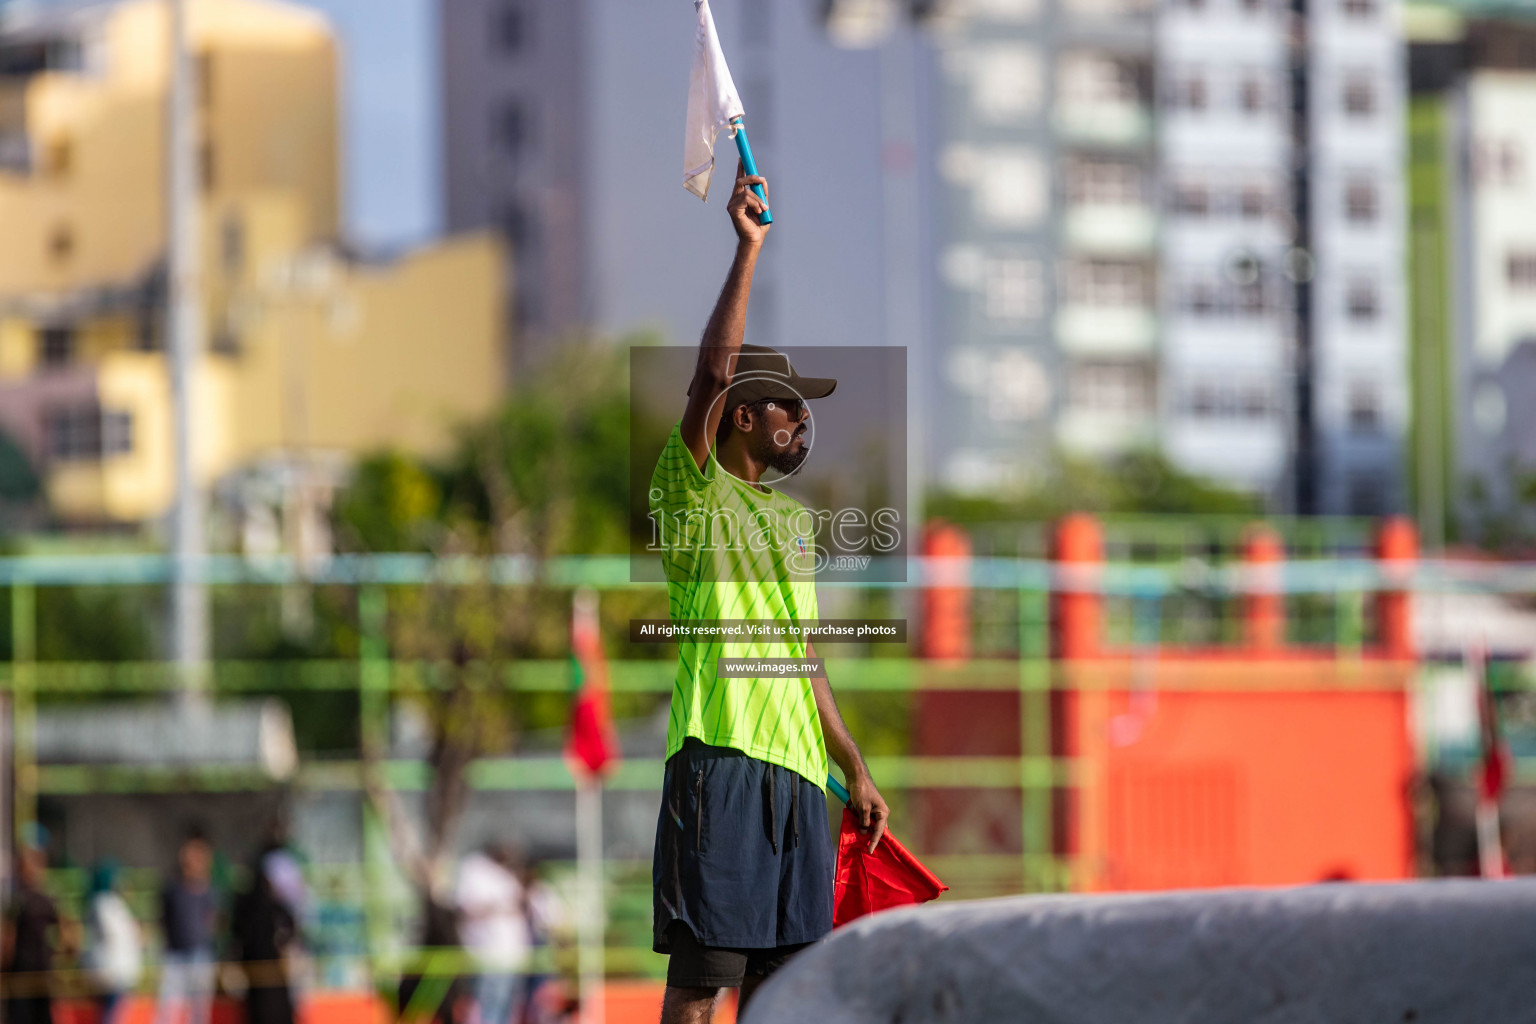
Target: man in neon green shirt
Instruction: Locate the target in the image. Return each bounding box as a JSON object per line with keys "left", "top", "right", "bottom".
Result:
{"left": 650, "top": 164, "right": 888, "bottom": 1024}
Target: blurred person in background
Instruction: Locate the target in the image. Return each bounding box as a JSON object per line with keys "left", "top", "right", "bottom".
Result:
{"left": 232, "top": 849, "right": 299, "bottom": 1024}
{"left": 82, "top": 860, "right": 144, "bottom": 1024}
{"left": 516, "top": 859, "right": 565, "bottom": 1024}
{"left": 155, "top": 831, "right": 219, "bottom": 1024}
{"left": 258, "top": 818, "right": 309, "bottom": 923}
{"left": 1, "top": 840, "right": 65, "bottom": 1024}
{"left": 257, "top": 819, "right": 311, "bottom": 1005}
{"left": 456, "top": 842, "right": 530, "bottom": 1024}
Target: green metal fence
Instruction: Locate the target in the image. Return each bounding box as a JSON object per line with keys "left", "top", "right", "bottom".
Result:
{"left": 5, "top": 534, "right": 1536, "bottom": 989}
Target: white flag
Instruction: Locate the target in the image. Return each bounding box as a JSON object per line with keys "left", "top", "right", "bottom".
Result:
{"left": 683, "top": 0, "right": 744, "bottom": 201}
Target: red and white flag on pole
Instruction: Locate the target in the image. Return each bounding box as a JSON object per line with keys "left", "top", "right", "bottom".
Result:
{"left": 683, "top": 0, "right": 745, "bottom": 201}
{"left": 1472, "top": 638, "right": 1509, "bottom": 879}
{"left": 566, "top": 589, "right": 619, "bottom": 779}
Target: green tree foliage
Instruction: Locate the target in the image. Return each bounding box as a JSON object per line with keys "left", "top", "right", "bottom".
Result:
{"left": 0, "top": 427, "right": 39, "bottom": 504}
{"left": 928, "top": 449, "right": 1262, "bottom": 525}
{"left": 328, "top": 338, "right": 665, "bottom": 894}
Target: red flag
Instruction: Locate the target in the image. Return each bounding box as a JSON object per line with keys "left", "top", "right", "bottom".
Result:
{"left": 833, "top": 808, "right": 948, "bottom": 927}
{"left": 1476, "top": 645, "right": 1509, "bottom": 804}
{"left": 1472, "top": 640, "right": 1509, "bottom": 878}
{"left": 566, "top": 590, "right": 619, "bottom": 779}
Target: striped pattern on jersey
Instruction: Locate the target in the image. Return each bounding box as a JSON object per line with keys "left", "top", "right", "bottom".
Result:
{"left": 650, "top": 422, "right": 827, "bottom": 789}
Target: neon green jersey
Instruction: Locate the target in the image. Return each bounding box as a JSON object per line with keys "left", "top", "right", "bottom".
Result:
{"left": 649, "top": 422, "right": 827, "bottom": 788}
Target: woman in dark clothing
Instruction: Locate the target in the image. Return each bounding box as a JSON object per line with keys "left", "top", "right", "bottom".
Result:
{"left": 1, "top": 845, "right": 62, "bottom": 1024}
{"left": 231, "top": 861, "right": 297, "bottom": 1024}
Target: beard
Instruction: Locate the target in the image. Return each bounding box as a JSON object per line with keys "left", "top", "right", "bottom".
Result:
{"left": 751, "top": 422, "right": 810, "bottom": 475}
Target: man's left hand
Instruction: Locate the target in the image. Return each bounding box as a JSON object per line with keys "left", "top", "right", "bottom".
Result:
{"left": 847, "top": 773, "right": 889, "bottom": 853}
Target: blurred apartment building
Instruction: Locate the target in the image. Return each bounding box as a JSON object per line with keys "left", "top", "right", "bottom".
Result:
{"left": 441, "top": 0, "right": 1408, "bottom": 510}
{"left": 0, "top": 0, "right": 504, "bottom": 533}
{"left": 441, "top": 0, "right": 582, "bottom": 353}
{"left": 1407, "top": 14, "right": 1536, "bottom": 538}
{"left": 440, "top": 0, "right": 901, "bottom": 381}
{"left": 827, "top": 0, "right": 1407, "bottom": 512}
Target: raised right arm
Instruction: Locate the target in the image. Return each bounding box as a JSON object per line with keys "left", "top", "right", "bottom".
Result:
{"left": 679, "top": 163, "right": 771, "bottom": 469}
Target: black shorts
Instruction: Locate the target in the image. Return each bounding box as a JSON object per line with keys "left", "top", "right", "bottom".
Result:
{"left": 653, "top": 739, "right": 835, "bottom": 988}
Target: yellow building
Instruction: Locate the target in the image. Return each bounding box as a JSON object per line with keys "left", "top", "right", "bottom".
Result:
{"left": 0, "top": 0, "right": 506, "bottom": 524}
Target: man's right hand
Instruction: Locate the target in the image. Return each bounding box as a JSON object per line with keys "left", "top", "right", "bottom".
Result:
{"left": 681, "top": 162, "right": 769, "bottom": 468}
{"left": 728, "top": 159, "right": 771, "bottom": 246}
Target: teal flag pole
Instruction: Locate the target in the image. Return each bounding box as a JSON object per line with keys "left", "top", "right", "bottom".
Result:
{"left": 828, "top": 774, "right": 850, "bottom": 805}
{"left": 730, "top": 117, "right": 772, "bottom": 225}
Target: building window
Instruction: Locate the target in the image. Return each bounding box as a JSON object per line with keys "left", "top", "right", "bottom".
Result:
{"left": 1171, "top": 181, "right": 1211, "bottom": 217}
{"left": 1508, "top": 252, "right": 1536, "bottom": 289}
{"left": 1063, "top": 0, "right": 1154, "bottom": 15}
{"left": 985, "top": 257, "right": 1044, "bottom": 323}
{"left": 1346, "top": 280, "right": 1380, "bottom": 321}
{"left": 1176, "top": 274, "right": 1274, "bottom": 318}
{"left": 0, "top": 131, "right": 29, "bottom": 173}
{"left": 221, "top": 214, "right": 245, "bottom": 275}
{"left": 1237, "top": 74, "right": 1271, "bottom": 113}
{"left": 1235, "top": 280, "right": 1267, "bottom": 316}
{"left": 1241, "top": 386, "right": 1272, "bottom": 417}
{"left": 40, "top": 326, "right": 74, "bottom": 367}
{"left": 1068, "top": 360, "right": 1154, "bottom": 416}
{"left": 0, "top": 38, "right": 83, "bottom": 76}
{"left": 494, "top": 101, "right": 529, "bottom": 158}
{"left": 136, "top": 309, "right": 162, "bottom": 352}
{"left": 1190, "top": 384, "right": 1216, "bottom": 415}
{"left": 494, "top": 4, "right": 525, "bottom": 53}
{"left": 1238, "top": 183, "right": 1271, "bottom": 219}
{"left": 1168, "top": 72, "right": 1208, "bottom": 111}
{"left": 975, "top": 150, "right": 1047, "bottom": 227}
{"left": 44, "top": 135, "right": 72, "bottom": 178}
{"left": 1181, "top": 280, "right": 1220, "bottom": 316}
{"left": 497, "top": 201, "right": 536, "bottom": 253}
{"left": 1060, "top": 52, "right": 1146, "bottom": 107}
{"left": 45, "top": 406, "right": 133, "bottom": 462}
{"left": 1180, "top": 380, "right": 1274, "bottom": 419}
{"left": 48, "top": 223, "right": 74, "bottom": 264}
{"left": 1065, "top": 259, "right": 1150, "bottom": 307}
{"left": 103, "top": 411, "right": 132, "bottom": 456}
{"left": 199, "top": 141, "right": 216, "bottom": 191}
{"left": 1347, "top": 473, "right": 1387, "bottom": 516}
{"left": 1344, "top": 179, "right": 1378, "bottom": 223}
{"left": 1066, "top": 158, "right": 1143, "bottom": 204}
{"left": 1348, "top": 384, "right": 1382, "bottom": 433}
{"left": 1342, "top": 75, "right": 1375, "bottom": 116}
{"left": 971, "top": 46, "right": 1044, "bottom": 121}
{"left": 211, "top": 322, "right": 241, "bottom": 356}
{"left": 1477, "top": 140, "right": 1527, "bottom": 187}
{"left": 1498, "top": 141, "right": 1525, "bottom": 185}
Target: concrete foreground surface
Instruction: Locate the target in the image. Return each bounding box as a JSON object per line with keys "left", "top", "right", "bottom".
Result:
{"left": 743, "top": 880, "right": 1536, "bottom": 1023}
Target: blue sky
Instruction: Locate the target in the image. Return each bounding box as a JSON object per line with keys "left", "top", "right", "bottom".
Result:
{"left": 288, "top": 0, "right": 439, "bottom": 249}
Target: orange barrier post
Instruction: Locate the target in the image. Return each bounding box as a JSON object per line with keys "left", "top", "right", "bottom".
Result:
{"left": 921, "top": 520, "right": 972, "bottom": 661}
{"left": 1052, "top": 514, "right": 1103, "bottom": 878}
{"left": 1052, "top": 514, "right": 1102, "bottom": 660}
{"left": 1242, "top": 524, "right": 1285, "bottom": 653}
{"left": 1374, "top": 517, "right": 1417, "bottom": 660}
